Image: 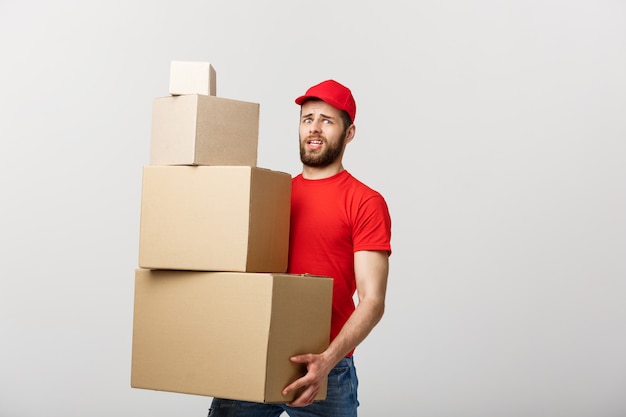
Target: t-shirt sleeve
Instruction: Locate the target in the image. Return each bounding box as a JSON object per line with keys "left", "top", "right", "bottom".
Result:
{"left": 353, "top": 194, "right": 392, "bottom": 255}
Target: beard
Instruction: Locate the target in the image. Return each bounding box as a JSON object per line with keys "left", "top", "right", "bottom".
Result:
{"left": 299, "top": 130, "right": 347, "bottom": 168}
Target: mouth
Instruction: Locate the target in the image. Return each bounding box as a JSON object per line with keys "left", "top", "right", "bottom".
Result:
{"left": 306, "top": 137, "right": 324, "bottom": 149}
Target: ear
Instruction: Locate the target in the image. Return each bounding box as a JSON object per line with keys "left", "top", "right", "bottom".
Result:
{"left": 345, "top": 124, "right": 356, "bottom": 144}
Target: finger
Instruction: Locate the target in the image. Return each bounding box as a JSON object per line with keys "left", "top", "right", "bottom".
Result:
{"left": 289, "top": 353, "right": 312, "bottom": 363}
{"left": 282, "top": 373, "right": 315, "bottom": 396}
{"left": 286, "top": 386, "right": 319, "bottom": 407}
{"left": 282, "top": 377, "right": 307, "bottom": 396}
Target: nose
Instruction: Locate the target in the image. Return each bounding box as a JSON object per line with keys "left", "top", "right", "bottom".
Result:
{"left": 309, "top": 118, "right": 323, "bottom": 133}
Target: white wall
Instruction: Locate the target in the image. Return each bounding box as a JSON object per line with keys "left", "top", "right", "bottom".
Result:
{"left": 1, "top": 1, "right": 625, "bottom": 416}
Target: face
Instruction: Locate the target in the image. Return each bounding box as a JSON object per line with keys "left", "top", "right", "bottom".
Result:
{"left": 299, "top": 99, "right": 352, "bottom": 168}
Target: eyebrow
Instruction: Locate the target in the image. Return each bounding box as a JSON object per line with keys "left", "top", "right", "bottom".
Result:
{"left": 301, "top": 113, "right": 335, "bottom": 120}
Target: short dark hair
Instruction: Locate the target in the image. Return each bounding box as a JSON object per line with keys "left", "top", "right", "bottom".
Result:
{"left": 339, "top": 110, "right": 353, "bottom": 131}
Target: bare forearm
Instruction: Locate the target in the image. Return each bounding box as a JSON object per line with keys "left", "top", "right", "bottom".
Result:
{"left": 282, "top": 251, "right": 389, "bottom": 405}
{"left": 322, "top": 296, "right": 385, "bottom": 366}
{"left": 321, "top": 250, "right": 390, "bottom": 365}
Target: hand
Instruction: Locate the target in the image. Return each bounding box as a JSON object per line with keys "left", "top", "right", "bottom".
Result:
{"left": 282, "top": 353, "right": 332, "bottom": 407}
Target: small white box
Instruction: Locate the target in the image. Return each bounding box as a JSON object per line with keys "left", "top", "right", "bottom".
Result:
{"left": 169, "top": 61, "right": 216, "bottom": 96}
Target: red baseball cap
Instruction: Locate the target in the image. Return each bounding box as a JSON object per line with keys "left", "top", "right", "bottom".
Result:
{"left": 295, "top": 79, "right": 356, "bottom": 123}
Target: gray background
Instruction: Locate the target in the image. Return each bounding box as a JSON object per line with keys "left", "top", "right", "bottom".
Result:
{"left": 1, "top": 1, "right": 625, "bottom": 416}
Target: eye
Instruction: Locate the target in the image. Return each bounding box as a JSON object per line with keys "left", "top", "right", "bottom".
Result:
{"left": 322, "top": 119, "right": 332, "bottom": 124}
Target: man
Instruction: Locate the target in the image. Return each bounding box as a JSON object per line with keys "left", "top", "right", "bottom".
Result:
{"left": 208, "top": 80, "right": 392, "bottom": 417}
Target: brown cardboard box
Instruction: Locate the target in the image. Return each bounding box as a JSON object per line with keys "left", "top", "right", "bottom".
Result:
{"left": 169, "top": 61, "right": 216, "bottom": 96}
{"left": 131, "top": 268, "right": 332, "bottom": 403}
{"left": 149, "top": 94, "right": 259, "bottom": 166}
{"left": 138, "top": 165, "right": 291, "bottom": 273}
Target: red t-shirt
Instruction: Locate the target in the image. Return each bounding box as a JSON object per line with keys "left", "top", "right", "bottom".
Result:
{"left": 287, "top": 170, "right": 392, "bottom": 356}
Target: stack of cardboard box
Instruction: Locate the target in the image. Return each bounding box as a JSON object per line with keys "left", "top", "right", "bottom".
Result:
{"left": 131, "top": 62, "right": 333, "bottom": 403}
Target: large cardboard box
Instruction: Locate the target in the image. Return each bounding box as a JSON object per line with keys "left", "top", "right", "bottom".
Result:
{"left": 149, "top": 94, "right": 259, "bottom": 166}
{"left": 131, "top": 268, "right": 333, "bottom": 403}
{"left": 138, "top": 165, "right": 291, "bottom": 273}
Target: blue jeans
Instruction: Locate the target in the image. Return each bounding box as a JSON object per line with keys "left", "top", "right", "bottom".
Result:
{"left": 207, "top": 356, "right": 359, "bottom": 417}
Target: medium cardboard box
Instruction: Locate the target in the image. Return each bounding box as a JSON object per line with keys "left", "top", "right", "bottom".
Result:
{"left": 131, "top": 268, "right": 332, "bottom": 403}
{"left": 138, "top": 165, "right": 291, "bottom": 272}
{"left": 149, "top": 94, "right": 259, "bottom": 166}
{"left": 169, "top": 61, "right": 216, "bottom": 96}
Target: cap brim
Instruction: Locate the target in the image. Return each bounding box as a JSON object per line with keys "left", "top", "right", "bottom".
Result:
{"left": 295, "top": 94, "right": 318, "bottom": 105}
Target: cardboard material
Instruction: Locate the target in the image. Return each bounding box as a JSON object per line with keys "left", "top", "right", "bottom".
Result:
{"left": 138, "top": 165, "right": 291, "bottom": 272}
{"left": 131, "top": 268, "right": 332, "bottom": 403}
{"left": 149, "top": 94, "right": 259, "bottom": 166}
{"left": 169, "top": 61, "right": 217, "bottom": 96}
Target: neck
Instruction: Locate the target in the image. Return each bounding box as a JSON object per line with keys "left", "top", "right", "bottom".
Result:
{"left": 301, "top": 163, "right": 345, "bottom": 180}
